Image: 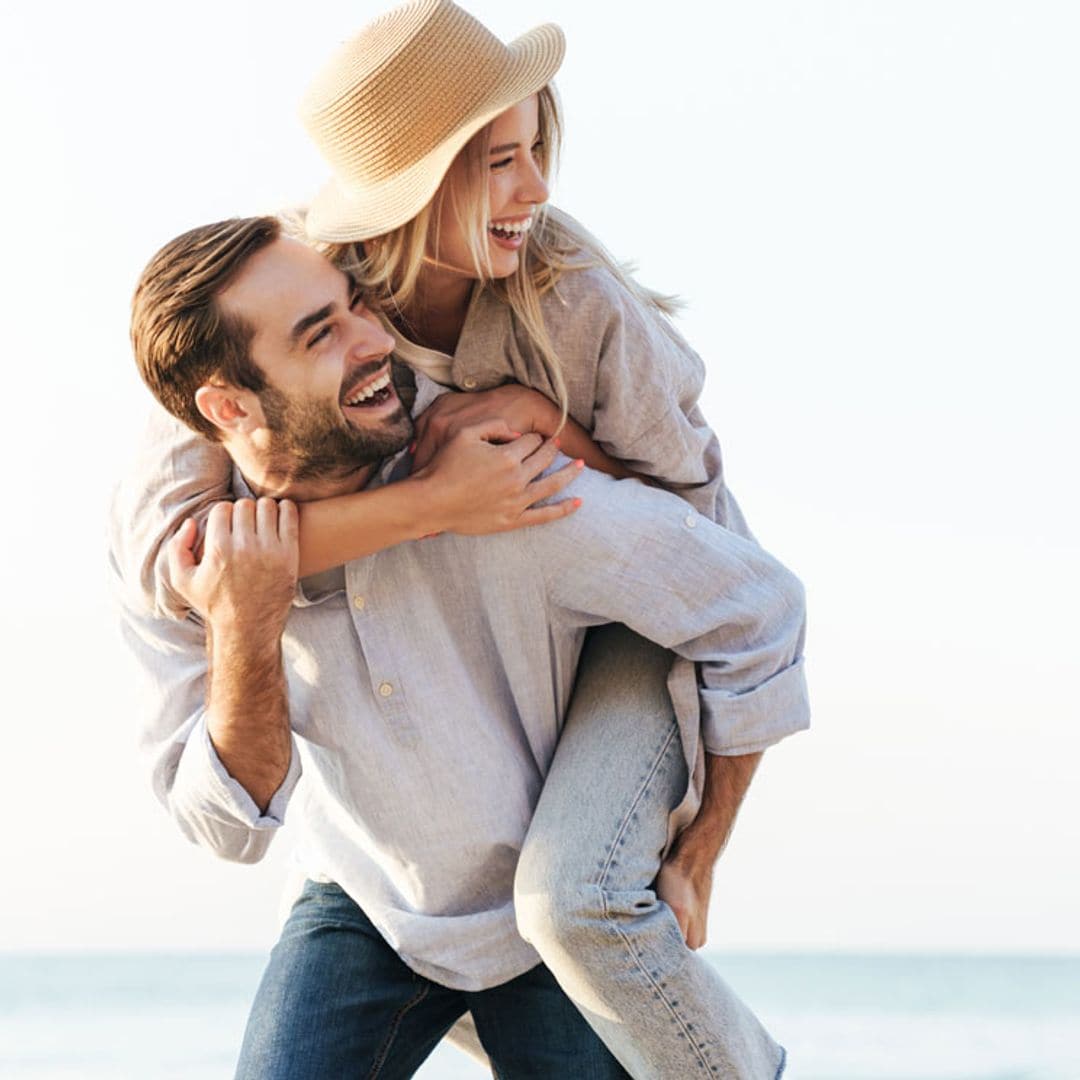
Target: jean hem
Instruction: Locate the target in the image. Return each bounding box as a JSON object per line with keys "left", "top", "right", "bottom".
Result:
{"left": 774, "top": 1044, "right": 787, "bottom": 1079}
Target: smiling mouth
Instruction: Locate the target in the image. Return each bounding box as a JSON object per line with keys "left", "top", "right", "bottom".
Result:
{"left": 488, "top": 214, "right": 534, "bottom": 242}
{"left": 342, "top": 365, "right": 394, "bottom": 409}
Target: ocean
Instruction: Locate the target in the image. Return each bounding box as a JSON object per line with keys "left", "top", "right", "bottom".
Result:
{"left": 1, "top": 952, "right": 1077, "bottom": 1079}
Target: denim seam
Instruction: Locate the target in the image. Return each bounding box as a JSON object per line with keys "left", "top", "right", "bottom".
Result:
{"left": 366, "top": 980, "right": 430, "bottom": 1079}
{"left": 595, "top": 721, "right": 715, "bottom": 1073}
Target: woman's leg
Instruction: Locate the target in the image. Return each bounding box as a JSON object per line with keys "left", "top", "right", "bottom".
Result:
{"left": 514, "top": 624, "right": 785, "bottom": 1080}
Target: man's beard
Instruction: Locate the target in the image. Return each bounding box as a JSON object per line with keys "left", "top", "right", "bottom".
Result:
{"left": 259, "top": 384, "right": 413, "bottom": 485}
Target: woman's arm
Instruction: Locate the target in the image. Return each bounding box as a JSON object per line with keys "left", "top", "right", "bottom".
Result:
{"left": 411, "top": 383, "right": 634, "bottom": 480}
{"left": 297, "top": 418, "right": 584, "bottom": 577}
{"left": 115, "top": 405, "right": 585, "bottom": 617}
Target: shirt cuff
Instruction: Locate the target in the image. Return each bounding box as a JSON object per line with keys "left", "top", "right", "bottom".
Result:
{"left": 174, "top": 713, "right": 302, "bottom": 829}
{"left": 699, "top": 658, "right": 811, "bottom": 756}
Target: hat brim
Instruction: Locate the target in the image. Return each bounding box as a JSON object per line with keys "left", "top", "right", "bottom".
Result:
{"left": 305, "top": 22, "right": 565, "bottom": 243}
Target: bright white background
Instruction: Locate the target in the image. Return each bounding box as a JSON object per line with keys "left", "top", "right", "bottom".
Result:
{"left": 0, "top": 1, "right": 1075, "bottom": 956}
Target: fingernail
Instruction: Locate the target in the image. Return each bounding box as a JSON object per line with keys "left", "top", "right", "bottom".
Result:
{"left": 553, "top": 437, "right": 561, "bottom": 449}
{"left": 511, "top": 431, "right": 522, "bottom": 438}
{"left": 408, "top": 441, "right": 416, "bottom": 454}
{"left": 573, "top": 498, "right": 582, "bottom": 508}
{"left": 574, "top": 459, "right": 585, "bottom": 469}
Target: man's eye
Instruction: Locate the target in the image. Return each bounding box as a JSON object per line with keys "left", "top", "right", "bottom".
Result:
{"left": 308, "top": 325, "right": 331, "bottom": 348}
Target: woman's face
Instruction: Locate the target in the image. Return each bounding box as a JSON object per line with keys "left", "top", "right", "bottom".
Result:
{"left": 432, "top": 94, "right": 549, "bottom": 280}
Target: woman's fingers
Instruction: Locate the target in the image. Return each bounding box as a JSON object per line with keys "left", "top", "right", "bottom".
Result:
{"left": 502, "top": 431, "right": 544, "bottom": 461}
{"left": 523, "top": 459, "right": 584, "bottom": 505}
{"left": 517, "top": 497, "right": 582, "bottom": 527}
{"left": 519, "top": 436, "right": 560, "bottom": 478}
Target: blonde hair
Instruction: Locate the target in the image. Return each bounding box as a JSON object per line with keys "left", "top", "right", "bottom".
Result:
{"left": 320, "top": 86, "right": 679, "bottom": 427}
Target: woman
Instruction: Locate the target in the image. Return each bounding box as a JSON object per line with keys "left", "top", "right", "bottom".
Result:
{"left": 122, "top": 1, "right": 803, "bottom": 1076}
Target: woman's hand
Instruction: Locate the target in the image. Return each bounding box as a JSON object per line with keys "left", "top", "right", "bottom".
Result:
{"left": 412, "top": 385, "right": 560, "bottom": 471}
{"left": 414, "top": 385, "right": 635, "bottom": 482}
{"left": 414, "top": 418, "right": 584, "bottom": 536}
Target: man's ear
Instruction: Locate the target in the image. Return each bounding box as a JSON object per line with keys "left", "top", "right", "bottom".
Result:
{"left": 194, "top": 384, "right": 264, "bottom": 437}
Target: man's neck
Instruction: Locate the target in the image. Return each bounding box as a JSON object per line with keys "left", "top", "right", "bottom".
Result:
{"left": 224, "top": 441, "right": 380, "bottom": 503}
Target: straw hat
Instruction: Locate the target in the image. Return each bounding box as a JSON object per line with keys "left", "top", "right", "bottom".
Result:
{"left": 300, "top": 0, "right": 565, "bottom": 242}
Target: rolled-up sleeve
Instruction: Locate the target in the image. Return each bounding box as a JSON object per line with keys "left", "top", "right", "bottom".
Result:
{"left": 109, "top": 542, "right": 301, "bottom": 863}
{"left": 531, "top": 465, "right": 809, "bottom": 755}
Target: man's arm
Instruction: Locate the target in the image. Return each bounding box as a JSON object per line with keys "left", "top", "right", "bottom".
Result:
{"left": 657, "top": 751, "right": 762, "bottom": 949}
{"left": 113, "top": 405, "right": 583, "bottom": 622}
{"left": 111, "top": 494, "right": 302, "bottom": 863}
{"left": 166, "top": 498, "right": 299, "bottom": 812}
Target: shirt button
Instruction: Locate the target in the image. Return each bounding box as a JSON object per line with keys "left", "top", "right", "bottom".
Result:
{"left": 378, "top": 682, "right": 394, "bottom": 698}
{"left": 353, "top": 595, "right": 366, "bottom": 611}
{"left": 462, "top": 376, "right": 478, "bottom": 390}
{"left": 684, "top": 513, "right": 697, "bottom": 528}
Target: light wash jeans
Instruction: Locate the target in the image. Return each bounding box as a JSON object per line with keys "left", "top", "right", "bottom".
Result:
{"left": 509, "top": 623, "right": 786, "bottom": 1080}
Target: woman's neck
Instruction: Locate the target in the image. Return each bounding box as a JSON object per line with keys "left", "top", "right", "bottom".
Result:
{"left": 401, "top": 263, "right": 476, "bottom": 354}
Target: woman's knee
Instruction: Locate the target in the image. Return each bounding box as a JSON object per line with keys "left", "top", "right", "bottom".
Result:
{"left": 514, "top": 839, "right": 606, "bottom": 954}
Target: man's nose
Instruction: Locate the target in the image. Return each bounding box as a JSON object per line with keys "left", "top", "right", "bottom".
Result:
{"left": 349, "top": 307, "right": 395, "bottom": 362}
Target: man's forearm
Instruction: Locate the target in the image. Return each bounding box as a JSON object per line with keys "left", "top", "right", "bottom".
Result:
{"left": 670, "top": 751, "right": 763, "bottom": 868}
{"left": 205, "top": 623, "right": 292, "bottom": 814}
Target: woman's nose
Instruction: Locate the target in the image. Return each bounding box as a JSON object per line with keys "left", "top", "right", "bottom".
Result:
{"left": 518, "top": 158, "right": 550, "bottom": 206}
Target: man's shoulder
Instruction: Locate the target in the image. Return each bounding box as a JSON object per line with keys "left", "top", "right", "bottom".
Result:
{"left": 524, "top": 462, "right": 685, "bottom": 564}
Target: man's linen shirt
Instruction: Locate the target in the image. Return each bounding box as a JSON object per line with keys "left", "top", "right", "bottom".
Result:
{"left": 113, "top": 447, "right": 808, "bottom": 991}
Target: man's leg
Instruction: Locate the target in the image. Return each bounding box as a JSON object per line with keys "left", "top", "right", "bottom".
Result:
{"left": 467, "top": 963, "right": 630, "bottom": 1079}
{"left": 235, "top": 880, "right": 465, "bottom": 1080}
{"left": 514, "top": 624, "right": 786, "bottom": 1079}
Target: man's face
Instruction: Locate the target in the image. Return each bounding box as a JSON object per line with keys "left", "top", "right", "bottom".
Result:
{"left": 218, "top": 236, "right": 411, "bottom": 481}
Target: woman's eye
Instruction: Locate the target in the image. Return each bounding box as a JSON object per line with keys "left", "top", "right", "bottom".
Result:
{"left": 490, "top": 156, "right": 513, "bottom": 170}
{"left": 531, "top": 139, "right": 544, "bottom": 157}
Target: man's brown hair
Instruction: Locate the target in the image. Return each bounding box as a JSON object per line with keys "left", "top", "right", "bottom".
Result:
{"left": 131, "top": 216, "right": 281, "bottom": 440}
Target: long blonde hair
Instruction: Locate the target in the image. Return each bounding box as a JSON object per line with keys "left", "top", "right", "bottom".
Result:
{"left": 321, "top": 86, "right": 679, "bottom": 425}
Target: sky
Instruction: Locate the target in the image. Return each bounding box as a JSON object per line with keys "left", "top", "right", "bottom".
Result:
{"left": 0, "top": 1, "right": 1076, "bottom": 955}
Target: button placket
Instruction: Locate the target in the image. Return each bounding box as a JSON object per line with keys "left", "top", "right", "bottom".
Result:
{"left": 345, "top": 556, "right": 412, "bottom": 733}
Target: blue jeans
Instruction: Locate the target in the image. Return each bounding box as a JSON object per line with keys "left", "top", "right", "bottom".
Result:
{"left": 234, "top": 879, "right": 630, "bottom": 1079}
{"left": 513, "top": 624, "right": 786, "bottom": 1079}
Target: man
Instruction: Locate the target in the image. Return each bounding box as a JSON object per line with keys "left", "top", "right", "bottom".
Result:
{"left": 113, "top": 216, "right": 809, "bottom": 1078}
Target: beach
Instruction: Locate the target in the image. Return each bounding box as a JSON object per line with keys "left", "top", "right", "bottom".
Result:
{"left": 2, "top": 951, "right": 1077, "bottom": 1078}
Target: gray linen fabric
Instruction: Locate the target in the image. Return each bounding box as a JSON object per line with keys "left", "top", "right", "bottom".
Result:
{"left": 111, "top": 427, "right": 808, "bottom": 991}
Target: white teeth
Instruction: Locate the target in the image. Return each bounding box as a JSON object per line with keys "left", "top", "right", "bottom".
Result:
{"left": 344, "top": 370, "right": 391, "bottom": 406}
{"left": 489, "top": 216, "right": 533, "bottom": 235}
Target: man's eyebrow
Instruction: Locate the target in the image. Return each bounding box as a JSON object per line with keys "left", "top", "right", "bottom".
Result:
{"left": 488, "top": 142, "right": 519, "bottom": 155}
{"left": 290, "top": 302, "right": 336, "bottom": 345}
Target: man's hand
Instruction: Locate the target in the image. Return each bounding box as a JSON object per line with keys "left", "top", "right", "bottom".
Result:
{"left": 166, "top": 497, "right": 299, "bottom": 814}
{"left": 414, "top": 420, "right": 584, "bottom": 536}
{"left": 412, "top": 385, "right": 559, "bottom": 471}
{"left": 657, "top": 751, "right": 763, "bottom": 950}
{"left": 657, "top": 852, "right": 714, "bottom": 950}
{"left": 167, "top": 497, "right": 299, "bottom": 637}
